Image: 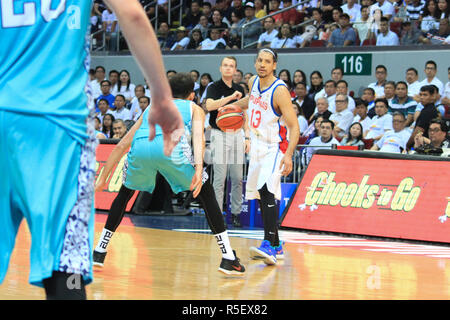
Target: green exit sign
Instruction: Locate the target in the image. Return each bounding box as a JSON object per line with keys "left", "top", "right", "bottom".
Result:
{"left": 335, "top": 54, "right": 372, "bottom": 76}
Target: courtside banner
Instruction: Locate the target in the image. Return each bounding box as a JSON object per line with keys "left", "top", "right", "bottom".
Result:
{"left": 95, "top": 143, "right": 138, "bottom": 211}
{"left": 281, "top": 150, "right": 450, "bottom": 243}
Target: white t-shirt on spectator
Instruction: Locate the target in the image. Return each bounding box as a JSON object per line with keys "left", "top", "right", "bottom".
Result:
{"left": 341, "top": 3, "right": 361, "bottom": 22}
{"left": 365, "top": 113, "right": 393, "bottom": 139}
{"left": 117, "top": 83, "right": 136, "bottom": 102}
{"left": 305, "top": 136, "right": 340, "bottom": 163}
{"left": 270, "top": 37, "right": 297, "bottom": 48}
{"left": 376, "top": 31, "right": 399, "bottom": 46}
{"left": 353, "top": 18, "right": 370, "bottom": 42}
{"left": 368, "top": 82, "right": 386, "bottom": 98}
{"left": 102, "top": 10, "right": 118, "bottom": 32}
{"left": 170, "top": 37, "right": 190, "bottom": 50}
{"left": 258, "top": 29, "right": 279, "bottom": 45}
{"left": 376, "top": 129, "right": 410, "bottom": 153}
{"left": 90, "top": 79, "right": 103, "bottom": 99}
{"left": 370, "top": 1, "right": 395, "bottom": 17}
{"left": 353, "top": 114, "right": 373, "bottom": 133}
{"left": 419, "top": 77, "right": 444, "bottom": 96}
{"left": 408, "top": 80, "right": 422, "bottom": 97}
{"left": 445, "top": 35, "right": 450, "bottom": 44}
{"left": 200, "top": 38, "right": 227, "bottom": 50}
{"left": 112, "top": 107, "right": 132, "bottom": 121}
{"left": 298, "top": 115, "right": 309, "bottom": 134}
{"left": 330, "top": 108, "right": 354, "bottom": 137}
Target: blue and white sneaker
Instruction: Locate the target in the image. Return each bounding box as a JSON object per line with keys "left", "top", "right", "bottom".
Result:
{"left": 249, "top": 240, "right": 277, "bottom": 265}
{"left": 274, "top": 241, "right": 285, "bottom": 260}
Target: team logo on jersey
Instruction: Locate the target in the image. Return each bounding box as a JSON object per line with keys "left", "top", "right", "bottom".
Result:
{"left": 249, "top": 94, "right": 268, "bottom": 110}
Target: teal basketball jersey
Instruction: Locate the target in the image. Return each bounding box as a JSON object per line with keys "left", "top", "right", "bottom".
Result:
{"left": 0, "top": 1, "right": 93, "bottom": 144}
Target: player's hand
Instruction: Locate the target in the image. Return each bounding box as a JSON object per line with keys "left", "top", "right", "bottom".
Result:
{"left": 230, "top": 91, "right": 243, "bottom": 101}
{"left": 279, "top": 154, "right": 293, "bottom": 176}
{"left": 148, "top": 99, "right": 185, "bottom": 156}
{"left": 190, "top": 168, "right": 203, "bottom": 198}
{"left": 95, "top": 174, "right": 107, "bottom": 193}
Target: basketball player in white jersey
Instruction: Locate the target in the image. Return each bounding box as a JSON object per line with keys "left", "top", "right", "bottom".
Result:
{"left": 229, "top": 48, "right": 300, "bottom": 265}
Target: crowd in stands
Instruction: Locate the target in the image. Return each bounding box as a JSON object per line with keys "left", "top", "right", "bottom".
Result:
{"left": 90, "top": 0, "right": 450, "bottom": 50}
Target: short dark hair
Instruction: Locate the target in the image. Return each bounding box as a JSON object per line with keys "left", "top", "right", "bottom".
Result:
{"left": 336, "top": 80, "right": 348, "bottom": 87}
{"left": 425, "top": 60, "right": 437, "bottom": 69}
{"left": 395, "top": 81, "right": 408, "bottom": 88}
{"left": 321, "top": 118, "right": 335, "bottom": 130}
{"left": 138, "top": 96, "right": 150, "bottom": 104}
{"left": 363, "top": 87, "right": 375, "bottom": 96}
{"left": 354, "top": 98, "right": 368, "bottom": 108}
{"left": 115, "top": 94, "right": 126, "bottom": 101}
{"left": 375, "top": 64, "right": 387, "bottom": 72}
{"left": 392, "top": 111, "right": 406, "bottom": 120}
{"left": 340, "top": 13, "right": 350, "bottom": 20}
{"left": 380, "top": 16, "right": 389, "bottom": 23}
{"left": 429, "top": 118, "right": 449, "bottom": 133}
{"left": 325, "top": 80, "right": 336, "bottom": 87}
{"left": 203, "top": 2, "right": 212, "bottom": 7}
{"left": 374, "top": 98, "right": 389, "bottom": 108}
{"left": 407, "top": 67, "right": 418, "bottom": 75}
{"left": 169, "top": 72, "right": 195, "bottom": 99}
{"left": 420, "top": 85, "right": 436, "bottom": 95}
{"left": 295, "top": 81, "right": 307, "bottom": 88}
{"left": 95, "top": 66, "right": 105, "bottom": 73}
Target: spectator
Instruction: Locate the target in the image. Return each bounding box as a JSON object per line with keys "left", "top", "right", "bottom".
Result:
{"left": 330, "top": 93, "right": 355, "bottom": 138}
{"left": 340, "top": 122, "right": 366, "bottom": 147}
{"left": 157, "top": 22, "right": 175, "bottom": 50}
{"left": 101, "top": 113, "right": 115, "bottom": 138}
{"left": 257, "top": 17, "right": 279, "bottom": 48}
{"left": 166, "top": 69, "right": 177, "bottom": 79}
{"left": 414, "top": 118, "right": 450, "bottom": 149}
{"left": 331, "top": 67, "right": 344, "bottom": 83}
{"left": 278, "top": 69, "right": 294, "bottom": 93}
{"left": 400, "top": 21, "right": 422, "bottom": 45}
{"left": 293, "top": 101, "right": 310, "bottom": 134}
{"left": 271, "top": 23, "right": 297, "bottom": 48}
{"left": 389, "top": 81, "right": 417, "bottom": 127}
{"left": 254, "top": 0, "right": 268, "bottom": 19}
{"left": 94, "top": 117, "right": 107, "bottom": 139}
{"left": 129, "top": 85, "right": 147, "bottom": 121}
{"left": 371, "top": 112, "right": 411, "bottom": 152}
{"left": 364, "top": 98, "right": 393, "bottom": 141}
{"left": 111, "top": 119, "right": 128, "bottom": 140}
{"left": 237, "top": 2, "right": 263, "bottom": 48}
{"left": 329, "top": 7, "right": 344, "bottom": 26}
{"left": 406, "top": 67, "right": 421, "bottom": 97}
{"left": 310, "top": 97, "right": 333, "bottom": 122}
{"left": 183, "top": 0, "right": 202, "bottom": 29}
{"left": 90, "top": 5, "right": 102, "bottom": 48}
{"left": 321, "top": 0, "right": 343, "bottom": 23}
{"left": 198, "top": 27, "right": 228, "bottom": 50}
{"left": 341, "top": 0, "right": 362, "bottom": 22}
{"left": 405, "top": 0, "right": 426, "bottom": 20}
{"left": 368, "top": 65, "right": 388, "bottom": 98}
{"left": 228, "top": 10, "right": 245, "bottom": 48}
{"left": 315, "top": 80, "right": 337, "bottom": 114}
{"left": 305, "top": 119, "right": 340, "bottom": 164}
{"left": 211, "top": 9, "right": 230, "bottom": 29}
{"left": 438, "top": 0, "right": 450, "bottom": 18}
{"left": 353, "top": 5, "right": 371, "bottom": 43}
{"left": 90, "top": 65, "right": 106, "bottom": 100}
{"left": 376, "top": 17, "right": 400, "bottom": 45}
{"left": 308, "top": 70, "right": 324, "bottom": 100}
{"left": 233, "top": 69, "right": 244, "bottom": 84}
{"left": 327, "top": 13, "right": 357, "bottom": 47}
{"left": 187, "top": 29, "right": 204, "bottom": 49}
{"left": 279, "top": 0, "right": 302, "bottom": 26}
{"left": 336, "top": 80, "right": 356, "bottom": 112}
{"left": 417, "top": 60, "right": 445, "bottom": 97}
{"left": 370, "top": 0, "right": 395, "bottom": 20}
{"left": 96, "top": 80, "right": 116, "bottom": 112}
{"left": 269, "top": 0, "right": 284, "bottom": 25}
{"left": 353, "top": 98, "right": 373, "bottom": 133}
{"left": 112, "top": 94, "right": 132, "bottom": 121}
{"left": 441, "top": 66, "right": 450, "bottom": 105}
{"left": 311, "top": 8, "right": 327, "bottom": 37}
{"left": 196, "top": 73, "right": 214, "bottom": 104}
{"left": 225, "top": 0, "right": 245, "bottom": 22}
{"left": 170, "top": 26, "right": 190, "bottom": 50}
{"left": 362, "top": 87, "right": 377, "bottom": 117}
{"left": 102, "top": 6, "right": 119, "bottom": 51}
{"left": 244, "top": 72, "right": 254, "bottom": 85}
{"left": 295, "top": 24, "right": 318, "bottom": 47}
{"left": 134, "top": 96, "right": 150, "bottom": 121}
{"left": 109, "top": 69, "right": 120, "bottom": 95}
{"left": 116, "top": 70, "right": 136, "bottom": 103}
{"left": 96, "top": 98, "right": 114, "bottom": 123}
{"left": 407, "top": 85, "right": 440, "bottom": 148}
{"left": 192, "top": 15, "right": 211, "bottom": 40}
{"left": 419, "top": 18, "right": 450, "bottom": 44}
{"left": 419, "top": 0, "right": 441, "bottom": 32}
{"left": 383, "top": 80, "right": 396, "bottom": 104}
{"left": 202, "top": 2, "right": 213, "bottom": 22}
{"left": 293, "top": 69, "right": 309, "bottom": 89}
{"left": 303, "top": 115, "right": 325, "bottom": 144}
{"left": 292, "top": 81, "right": 316, "bottom": 121}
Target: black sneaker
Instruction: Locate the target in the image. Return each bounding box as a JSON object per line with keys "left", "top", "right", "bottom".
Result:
{"left": 93, "top": 250, "right": 107, "bottom": 267}
{"left": 218, "top": 250, "right": 246, "bottom": 276}
{"left": 231, "top": 215, "right": 242, "bottom": 228}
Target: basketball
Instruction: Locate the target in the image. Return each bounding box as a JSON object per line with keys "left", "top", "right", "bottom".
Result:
{"left": 216, "top": 105, "right": 244, "bottom": 131}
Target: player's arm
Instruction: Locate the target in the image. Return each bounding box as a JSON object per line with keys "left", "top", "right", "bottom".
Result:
{"left": 205, "top": 91, "right": 243, "bottom": 111}
{"left": 95, "top": 116, "right": 144, "bottom": 192}
{"left": 190, "top": 104, "right": 206, "bottom": 198}
{"left": 275, "top": 85, "right": 300, "bottom": 176}
{"left": 104, "top": 0, "right": 183, "bottom": 156}
{"left": 224, "top": 75, "right": 257, "bottom": 111}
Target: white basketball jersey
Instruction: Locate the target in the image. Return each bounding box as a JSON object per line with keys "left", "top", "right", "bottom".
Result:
{"left": 248, "top": 76, "right": 289, "bottom": 152}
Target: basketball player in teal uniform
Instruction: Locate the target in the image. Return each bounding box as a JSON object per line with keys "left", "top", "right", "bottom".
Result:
{"left": 0, "top": 0, "right": 184, "bottom": 299}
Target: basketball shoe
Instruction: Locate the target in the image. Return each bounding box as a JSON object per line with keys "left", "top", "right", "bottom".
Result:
{"left": 218, "top": 250, "right": 246, "bottom": 276}
{"left": 93, "top": 250, "right": 107, "bottom": 267}
{"left": 275, "top": 241, "right": 285, "bottom": 260}
{"left": 249, "top": 240, "right": 277, "bottom": 265}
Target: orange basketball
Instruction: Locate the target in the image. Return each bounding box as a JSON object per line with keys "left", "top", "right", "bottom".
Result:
{"left": 216, "top": 105, "right": 244, "bottom": 131}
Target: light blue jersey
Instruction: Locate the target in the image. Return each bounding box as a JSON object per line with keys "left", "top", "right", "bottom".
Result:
{"left": 0, "top": 1, "right": 93, "bottom": 144}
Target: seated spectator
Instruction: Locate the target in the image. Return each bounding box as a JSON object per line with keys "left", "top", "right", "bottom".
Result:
{"left": 224, "top": 0, "right": 245, "bottom": 22}
{"left": 257, "top": 17, "right": 279, "bottom": 48}
{"left": 269, "top": 0, "right": 283, "bottom": 26}
{"left": 170, "top": 26, "right": 190, "bottom": 50}
{"left": 330, "top": 94, "right": 355, "bottom": 138}
{"left": 293, "top": 69, "right": 309, "bottom": 89}
{"left": 134, "top": 96, "right": 150, "bottom": 121}
{"left": 376, "top": 17, "right": 400, "bottom": 46}
{"left": 419, "top": 18, "right": 450, "bottom": 44}
{"left": 94, "top": 117, "right": 107, "bottom": 139}
{"left": 112, "top": 94, "right": 132, "bottom": 121}
{"left": 438, "top": 0, "right": 450, "bottom": 19}
{"left": 368, "top": 65, "right": 388, "bottom": 99}
{"left": 336, "top": 80, "right": 356, "bottom": 112}
{"left": 414, "top": 118, "right": 450, "bottom": 149}
{"left": 353, "top": 5, "right": 371, "bottom": 43}
{"left": 405, "top": 0, "right": 426, "bottom": 21}
{"left": 331, "top": 67, "right": 344, "bottom": 83}
{"left": 370, "top": 0, "right": 395, "bottom": 20}
{"left": 400, "top": 21, "right": 422, "bottom": 45}
{"left": 315, "top": 80, "right": 337, "bottom": 113}
{"left": 186, "top": 29, "right": 204, "bottom": 49}
{"left": 228, "top": 10, "right": 245, "bottom": 48}
{"left": 362, "top": 87, "right": 377, "bottom": 117}
{"left": 371, "top": 112, "right": 410, "bottom": 152}
{"left": 441, "top": 66, "right": 450, "bottom": 105}
{"left": 327, "top": 13, "right": 357, "bottom": 47}
{"left": 236, "top": 2, "right": 263, "bottom": 48}
{"left": 271, "top": 23, "right": 297, "bottom": 48}
{"left": 183, "top": 0, "right": 202, "bottom": 29}
{"left": 211, "top": 9, "right": 230, "bottom": 30}
{"left": 157, "top": 22, "right": 175, "bottom": 50}
{"left": 406, "top": 67, "right": 422, "bottom": 97}
{"left": 279, "top": 0, "right": 302, "bottom": 26}
{"left": 279, "top": 69, "right": 294, "bottom": 93}
{"left": 417, "top": 60, "right": 445, "bottom": 98}
{"left": 254, "top": 0, "right": 267, "bottom": 19}
{"left": 202, "top": 2, "right": 213, "bottom": 23}
{"left": 292, "top": 81, "right": 316, "bottom": 121}
{"left": 129, "top": 85, "right": 147, "bottom": 120}
{"left": 96, "top": 98, "right": 114, "bottom": 123}
{"left": 364, "top": 98, "right": 393, "bottom": 141}
{"left": 102, "top": 6, "right": 119, "bottom": 51}
{"left": 310, "top": 97, "right": 333, "bottom": 123}
{"left": 419, "top": 0, "right": 440, "bottom": 32}
{"left": 321, "top": 0, "right": 342, "bottom": 23}
{"left": 192, "top": 15, "right": 211, "bottom": 40}
{"left": 310, "top": 8, "right": 327, "bottom": 38}
{"left": 383, "top": 81, "right": 396, "bottom": 104}
{"left": 101, "top": 113, "right": 115, "bottom": 138}
{"left": 293, "top": 101, "right": 310, "bottom": 134}
{"left": 305, "top": 119, "right": 340, "bottom": 164}
{"left": 340, "top": 122, "right": 366, "bottom": 147}
{"left": 96, "top": 80, "right": 116, "bottom": 111}
{"left": 90, "top": 65, "right": 106, "bottom": 100}
{"left": 116, "top": 70, "right": 136, "bottom": 103}
{"left": 353, "top": 98, "right": 374, "bottom": 133}
{"left": 295, "top": 24, "right": 318, "bottom": 47}
{"left": 198, "top": 27, "right": 228, "bottom": 50}
{"left": 303, "top": 115, "right": 325, "bottom": 144}
{"left": 341, "top": 0, "right": 362, "bottom": 22}
{"left": 233, "top": 69, "right": 244, "bottom": 84}
{"left": 407, "top": 85, "right": 440, "bottom": 149}
{"left": 308, "top": 70, "right": 324, "bottom": 101}
{"left": 389, "top": 81, "right": 416, "bottom": 128}
{"left": 112, "top": 119, "right": 128, "bottom": 140}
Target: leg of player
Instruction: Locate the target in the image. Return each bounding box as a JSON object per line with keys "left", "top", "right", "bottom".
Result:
{"left": 43, "top": 271, "right": 86, "bottom": 300}
{"left": 197, "top": 181, "right": 246, "bottom": 276}
{"left": 93, "top": 184, "right": 136, "bottom": 267}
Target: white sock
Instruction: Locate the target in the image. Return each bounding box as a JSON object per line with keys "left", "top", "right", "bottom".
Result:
{"left": 95, "top": 228, "right": 114, "bottom": 253}
{"left": 215, "top": 231, "right": 235, "bottom": 260}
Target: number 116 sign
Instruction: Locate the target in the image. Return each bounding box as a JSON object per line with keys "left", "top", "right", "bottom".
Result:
{"left": 335, "top": 54, "right": 372, "bottom": 76}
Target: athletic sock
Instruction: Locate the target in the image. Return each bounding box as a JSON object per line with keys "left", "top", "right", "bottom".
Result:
{"left": 95, "top": 228, "right": 114, "bottom": 253}
{"left": 214, "top": 231, "right": 236, "bottom": 260}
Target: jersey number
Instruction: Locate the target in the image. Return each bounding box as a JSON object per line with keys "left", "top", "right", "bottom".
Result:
{"left": 1, "top": 0, "right": 66, "bottom": 28}
{"left": 251, "top": 109, "right": 261, "bottom": 128}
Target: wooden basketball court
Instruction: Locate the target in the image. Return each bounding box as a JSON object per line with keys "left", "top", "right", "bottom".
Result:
{"left": 2, "top": 216, "right": 450, "bottom": 300}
